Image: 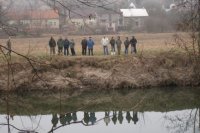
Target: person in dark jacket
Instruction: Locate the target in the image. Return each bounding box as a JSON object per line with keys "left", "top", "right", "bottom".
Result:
{"left": 87, "top": 37, "right": 95, "bottom": 56}
{"left": 132, "top": 112, "right": 139, "bottom": 124}
{"left": 130, "top": 36, "right": 138, "bottom": 54}
{"left": 57, "top": 37, "right": 64, "bottom": 55}
{"left": 126, "top": 111, "right": 132, "bottom": 123}
{"left": 110, "top": 37, "right": 116, "bottom": 55}
{"left": 51, "top": 114, "right": 58, "bottom": 127}
{"left": 72, "top": 112, "right": 77, "bottom": 122}
{"left": 81, "top": 37, "right": 87, "bottom": 55}
{"left": 118, "top": 111, "right": 124, "bottom": 124}
{"left": 7, "top": 37, "right": 12, "bottom": 56}
{"left": 63, "top": 38, "right": 70, "bottom": 56}
{"left": 49, "top": 36, "right": 56, "bottom": 55}
{"left": 124, "top": 37, "right": 130, "bottom": 55}
{"left": 89, "top": 112, "right": 97, "bottom": 125}
{"left": 116, "top": 36, "right": 122, "bottom": 55}
{"left": 84, "top": 112, "right": 90, "bottom": 125}
{"left": 112, "top": 111, "right": 117, "bottom": 125}
{"left": 70, "top": 39, "right": 76, "bottom": 56}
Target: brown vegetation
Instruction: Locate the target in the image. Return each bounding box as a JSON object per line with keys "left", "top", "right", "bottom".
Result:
{"left": 0, "top": 33, "right": 199, "bottom": 91}
{"left": 0, "top": 52, "right": 199, "bottom": 92}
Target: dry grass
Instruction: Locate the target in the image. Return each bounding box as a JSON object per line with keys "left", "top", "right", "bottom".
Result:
{"left": 0, "top": 33, "right": 178, "bottom": 57}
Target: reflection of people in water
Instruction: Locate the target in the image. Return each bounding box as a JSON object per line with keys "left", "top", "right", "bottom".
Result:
{"left": 132, "top": 112, "right": 139, "bottom": 124}
{"left": 60, "top": 114, "right": 67, "bottom": 125}
{"left": 126, "top": 111, "right": 132, "bottom": 123}
{"left": 118, "top": 111, "right": 124, "bottom": 124}
{"left": 72, "top": 112, "right": 77, "bottom": 122}
{"left": 104, "top": 112, "right": 111, "bottom": 126}
{"left": 66, "top": 113, "right": 72, "bottom": 124}
{"left": 51, "top": 114, "right": 58, "bottom": 127}
{"left": 89, "top": 112, "right": 97, "bottom": 125}
{"left": 10, "top": 114, "right": 14, "bottom": 120}
{"left": 84, "top": 112, "right": 90, "bottom": 125}
{"left": 112, "top": 111, "right": 117, "bottom": 125}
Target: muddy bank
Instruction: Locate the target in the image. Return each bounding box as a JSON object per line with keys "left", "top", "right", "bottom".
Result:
{"left": 0, "top": 52, "right": 200, "bottom": 91}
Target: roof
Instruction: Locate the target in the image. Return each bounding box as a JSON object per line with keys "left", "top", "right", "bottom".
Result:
{"left": 120, "top": 8, "right": 149, "bottom": 17}
{"left": 7, "top": 10, "right": 59, "bottom": 20}
{"left": 31, "top": 10, "right": 59, "bottom": 19}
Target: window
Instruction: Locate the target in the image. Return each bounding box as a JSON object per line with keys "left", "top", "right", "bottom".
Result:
{"left": 119, "top": 18, "right": 123, "bottom": 25}
{"left": 136, "top": 21, "right": 139, "bottom": 27}
{"left": 101, "top": 19, "right": 106, "bottom": 23}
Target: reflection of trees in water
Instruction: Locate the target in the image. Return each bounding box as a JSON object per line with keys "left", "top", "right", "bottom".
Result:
{"left": 164, "top": 108, "right": 200, "bottom": 133}
{"left": 0, "top": 93, "right": 42, "bottom": 133}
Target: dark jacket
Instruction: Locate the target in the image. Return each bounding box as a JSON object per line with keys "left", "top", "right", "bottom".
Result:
{"left": 64, "top": 39, "right": 70, "bottom": 48}
{"left": 124, "top": 40, "right": 130, "bottom": 48}
{"left": 116, "top": 39, "right": 122, "bottom": 47}
{"left": 110, "top": 38, "right": 115, "bottom": 46}
{"left": 57, "top": 39, "right": 64, "bottom": 48}
{"left": 49, "top": 38, "right": 56, "bottom": 47}
{"left": 130, "top": 38, "right": 137, "bottom": 46}
{"left": 81, "top": 39, "right": 87, "bottom": 49}
{"left": 7, "top": 39, "right": 11, "bottom": 49}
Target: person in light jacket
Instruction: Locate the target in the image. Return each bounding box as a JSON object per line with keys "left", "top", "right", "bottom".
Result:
{"left": 101, "top": 36, "right": 109, "bottom": 55}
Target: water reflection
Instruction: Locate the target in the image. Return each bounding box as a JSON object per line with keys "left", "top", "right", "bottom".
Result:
{"left": 0, "top": 89, "right": 200, "bottom": 133}
{"left": 50, "top": 111, "right": 140, "bottom": 128}
{"left": 0, "top": 110, "right": 199, "bottom": 133}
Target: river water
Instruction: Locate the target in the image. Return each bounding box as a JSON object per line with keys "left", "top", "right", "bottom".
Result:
{"left": 0, "top": 88, "right": 200, "bottom": 133}
{"left": 0, "top": 109, "right": 199, "bottom": 133}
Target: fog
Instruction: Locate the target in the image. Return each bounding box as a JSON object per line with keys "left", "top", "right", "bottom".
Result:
{"left": 0, "top": 0, "right": 194, "bottom": 35}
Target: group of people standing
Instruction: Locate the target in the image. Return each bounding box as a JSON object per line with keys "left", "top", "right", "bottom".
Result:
{"left": 49, "top": 35, "right": 137, "bottom": 56}
{"left": 101, "top": 36, "right": 137, "bottom": 55}
{"left": 49, "top": 36, "right": 95, "bottom": 56}
{"left": 49, "top": 36, "right": 76, "bottom": 56}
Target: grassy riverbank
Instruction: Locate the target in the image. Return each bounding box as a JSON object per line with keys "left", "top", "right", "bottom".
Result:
{"left": 0, "top": 52, "right": 200, "bottom": 91}
{"left": 0, "top": 33, "right": 199, "bottom": 91}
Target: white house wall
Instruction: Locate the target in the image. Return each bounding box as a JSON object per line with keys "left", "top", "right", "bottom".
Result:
{"left": 47, "top": 19, "right": 59, "bottom": 28}
{"left": 18, "top": 19, "right": 59, "bottom": 29}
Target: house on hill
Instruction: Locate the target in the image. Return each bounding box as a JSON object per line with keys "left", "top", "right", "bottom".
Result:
{"left": 96, "top": 10, "right": 123, "bottom": 33}
{"left": 7, "top": 10, "right": 60, "bottom": 32}
{"left": 120, "top": 2, "right": 149, "bottom": 31}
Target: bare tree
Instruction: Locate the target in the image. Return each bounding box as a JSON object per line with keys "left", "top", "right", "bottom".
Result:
{"left": 173, "top": 0, "right": 200, "bottom": 66}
